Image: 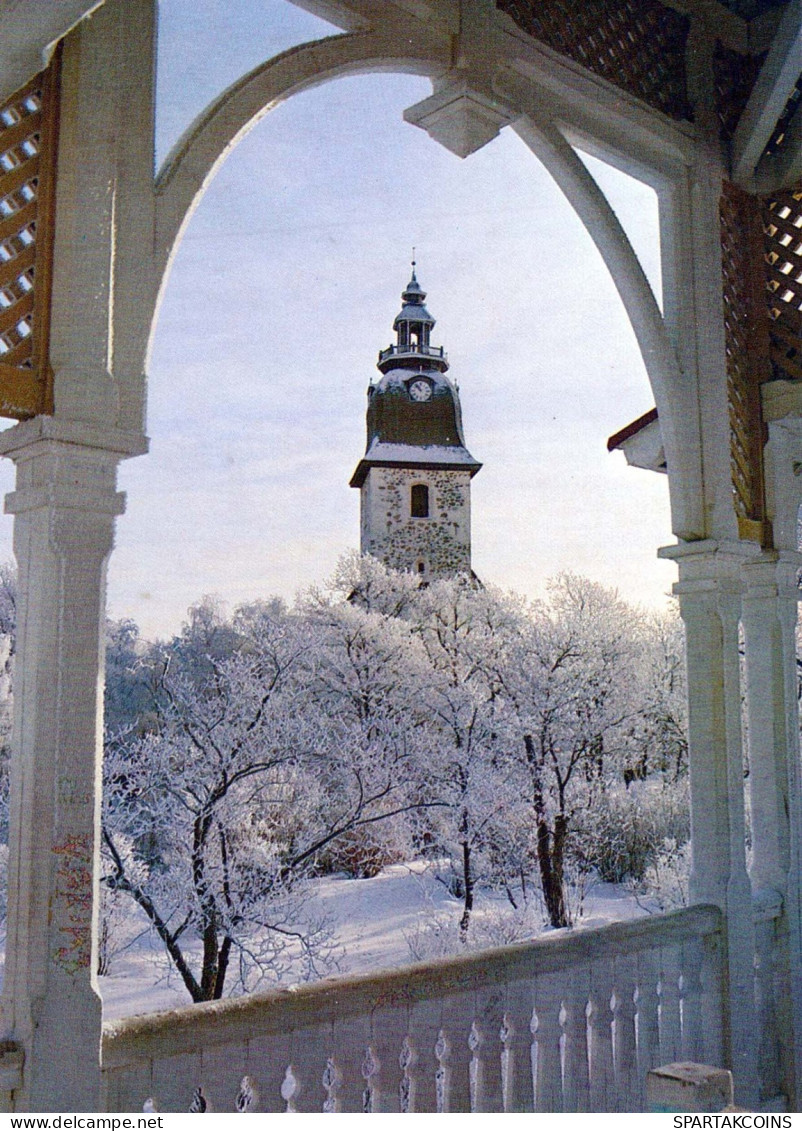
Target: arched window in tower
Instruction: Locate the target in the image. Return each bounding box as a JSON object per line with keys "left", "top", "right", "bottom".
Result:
{"left": 411, "top": 483, "right": 429, "bottom": 518}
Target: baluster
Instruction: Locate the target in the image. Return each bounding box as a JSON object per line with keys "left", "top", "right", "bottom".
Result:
{"left": 286, "top": 1022, "right": 331, "bottom": 1112}
{"left": 468, "top": 1022, "right": 482, "bottom": 1112}
{"left": 235, "top": 1075, "right": 258, "bottom": 1112}
{"left": 659, "top": 946, "right": 683, "bottom": 1066}
{"left": 245, "top": 1031, "right": 293, "bottom": 1113}
{"left": 322, "top": 1058, "right": 343, "bottom": 1112}
{"left": 588, "top": 964, "right": 615, "bottom": 1112}
{"left": 405, "top": 999, "right": 441, "bottom": 1111}
{"left": 330, "top": 1015, "right": 372, "bottom": 1111}
{"left": 562, "top": 966, "right": 590, "bottom": 1112}
{"left": 636, "top": 949, "right": 661, "bottom": 1105}
{"left": 499, "top": 1016, "right": 512, "bottom": 1112}
{"left": 533, "top": 976, "right": 564, "bottom": 1112}
{"left": 367, "top": 1003, "right": 405, "bottom": 1112}
{"left": 440, "top": 992, "right": 474, "bottom": 1111}
{"left": 150, "top": 1053, "right": 202, "bottom": 1114}
{"left": 754, "top": 913, "right": 782, "bottom": 1101}
{"left": 197, "top": 1038, "right": 247, "bottom": 1111}
{"left": 434, "top": 1031, "right": 449, "bottom": 1113}
{"left": 281, "top": 1066, "right": 299, "bottom": 1113}
{"left": 613, "top": 961, "right": 638, "bottom": 1111}
{"left": 680, "top": 937, "right": 705, "bottom": 1063}
{"left": 108, "top": 1061, "right": 154, "bottom": 1114}
{"left": 361, "top": 1047, "right": 380, "bottom": 1114}
{"left": 398, "top": 1036, "right": 416, "bottom": 1113}
{"left": 499, "top": 993, "right": 536, "bottom": 1112}
{"left": 472, "top": 988, "right": 504, "bottom": 1111}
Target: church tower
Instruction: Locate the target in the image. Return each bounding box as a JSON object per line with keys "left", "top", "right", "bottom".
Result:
{"left": 350, "top": 266, "right": 481, "bottom": 579}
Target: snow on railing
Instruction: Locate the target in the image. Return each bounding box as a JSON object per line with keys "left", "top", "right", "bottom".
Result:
{"left": 101, "top": 905, "right": 724, "bottom": 1113}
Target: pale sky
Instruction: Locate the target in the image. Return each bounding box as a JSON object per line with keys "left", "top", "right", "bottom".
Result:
{"left": 4, "top": 0, "right": 680, "bottom": 639}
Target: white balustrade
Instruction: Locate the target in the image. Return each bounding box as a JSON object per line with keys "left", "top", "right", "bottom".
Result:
{"left": 101, "top": 905, "right": 724, "bottom": 1113}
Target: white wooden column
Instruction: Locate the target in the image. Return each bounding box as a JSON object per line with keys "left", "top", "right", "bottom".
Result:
{"left": 0, "top": 0, "right": 154, "bottom": 1107}
{"left": 746, "top": 558, "right": 802, "bottom": 1110}
{"left": 751, "top": 400, "right": 802, "bottom": 1106}
{"left": 773, "top": 555, "right": 802, "bottom": 1108}
{"left": 660, "top": 541, "right": 759, "bottom": 1107}
{"left": 741, "top": 556, "right": 792, "bottom": 897}
{"left": 740, "top": 553, "right": 800, "bottom": 1105}
{"left": 0, "top": 424, "right": 134, "bottom": 1110}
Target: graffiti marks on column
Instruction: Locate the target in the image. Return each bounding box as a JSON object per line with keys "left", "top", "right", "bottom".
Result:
{"left": 51, "top": 834, "right": 92, "bottom": 974}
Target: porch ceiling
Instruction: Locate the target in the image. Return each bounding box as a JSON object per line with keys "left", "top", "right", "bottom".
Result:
{"left": 0, "top": 0, "right": 794, "bottom": 106}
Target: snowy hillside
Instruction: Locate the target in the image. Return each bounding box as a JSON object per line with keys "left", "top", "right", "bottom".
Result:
{"left": 98, "top": 861, "right": 648, "bottom": 1021}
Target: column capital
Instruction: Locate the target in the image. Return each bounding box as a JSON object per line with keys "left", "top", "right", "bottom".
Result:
{"left": 659, "top": 538, "right": 762, "bottom": 593}
{"left": 0, "top": 415, "right": 148, "bottom": 461}
{"left": 742, "top": 550, "right": 802, "bottom": 593}
{"left": 2, "top": 438, "right": 127, "bottom": 523}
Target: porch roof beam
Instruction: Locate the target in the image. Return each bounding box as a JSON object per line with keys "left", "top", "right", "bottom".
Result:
{"left": 0, "top": 0, "right": 104, "bottom": 103}
{"left": 285, "top": 0, "right": 457, "bottom": 31}
{"left": 500, "top": 29, "right": 699, "bottom": 188}
{"left": 732, "top": 0, "right": 802, "bottom": 186}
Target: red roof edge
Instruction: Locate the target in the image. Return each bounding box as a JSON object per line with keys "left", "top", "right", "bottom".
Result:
{"left": 607, "top": 407, "right": 659, "bottom": 452}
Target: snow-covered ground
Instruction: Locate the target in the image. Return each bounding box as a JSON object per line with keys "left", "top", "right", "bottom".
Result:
{"left": 98, "top": 862, "right": 649, "bottom": 1022}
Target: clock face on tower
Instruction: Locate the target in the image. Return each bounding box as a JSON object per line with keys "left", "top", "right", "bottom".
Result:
{"left": 409, "top": 379, "right": 432, "bottom": 402}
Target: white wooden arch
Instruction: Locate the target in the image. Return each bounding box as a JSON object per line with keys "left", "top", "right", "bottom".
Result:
{"left": 147, "top": 25, "right": 703, "bottom": 540}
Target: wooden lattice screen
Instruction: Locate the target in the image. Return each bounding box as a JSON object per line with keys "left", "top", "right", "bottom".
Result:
{"left": 496, "top": 0, "right": 690, "bottom": 121}
{"left": 720, "top": 181, "right": 772, "bottom": 545}
{"left": 0, "top": 51, "right": 60, "bottom": 420}
{"left": 763, "top": 184, "right": 802, "bottom": 383}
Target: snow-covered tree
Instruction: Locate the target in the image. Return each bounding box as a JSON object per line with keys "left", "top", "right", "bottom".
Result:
{"left": 409, "top": 577, "right": 524, "bottom": 935}
{"left": 102, "top": 612, "right": 331, "bottom": 1001}
{"left": 628, "top": 606, "right": 687, "bottom": 782}
{"left": 320, "top": 550, "right": 422, "bottom": 619}
{"left": 102, "top": 598, "right": 436, "bottom": 999}
{"left": 100, "top": 556, "right": 694, "bottom": 991}
{"left": 496, "top": 574, "right": 645, "bottom": 928}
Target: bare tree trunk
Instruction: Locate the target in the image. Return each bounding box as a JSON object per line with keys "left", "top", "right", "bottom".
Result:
{"left": 525, "top": 734, "right": 571, "bottom": 929}
{"left": 214, "top": 936, "right": 233, "bottom": 1000}
{"left": 536, "top": 815, "right": 570, "bottom": 928}
{"left": 102, "top": 829, "right": 205, "bottom": 1002}
{"left": 459, "top": 809, "right": 474, "bottom": 937}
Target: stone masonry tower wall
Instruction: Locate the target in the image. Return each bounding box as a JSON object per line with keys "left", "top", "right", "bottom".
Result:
{"left": 360, "top": 466, "right": 472, "bottom": 575}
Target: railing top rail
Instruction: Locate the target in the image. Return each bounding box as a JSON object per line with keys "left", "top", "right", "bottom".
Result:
{"left": 378, "top": 344, "right": 446, "bottom": 359}
{"left": 102, "top": 903, "right": 722, "bottom": 1069}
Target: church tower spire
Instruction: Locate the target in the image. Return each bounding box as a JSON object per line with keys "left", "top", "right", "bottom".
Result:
{"left": 382, "top": 260, "right": 444, "bottom": 370}
{"left": 350, "top": 266, "right": 481, "bottom": 579}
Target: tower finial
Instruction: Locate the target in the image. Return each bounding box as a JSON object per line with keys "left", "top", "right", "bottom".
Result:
{"left": 411, "top": 247, "right": 416, "bottom": 278}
